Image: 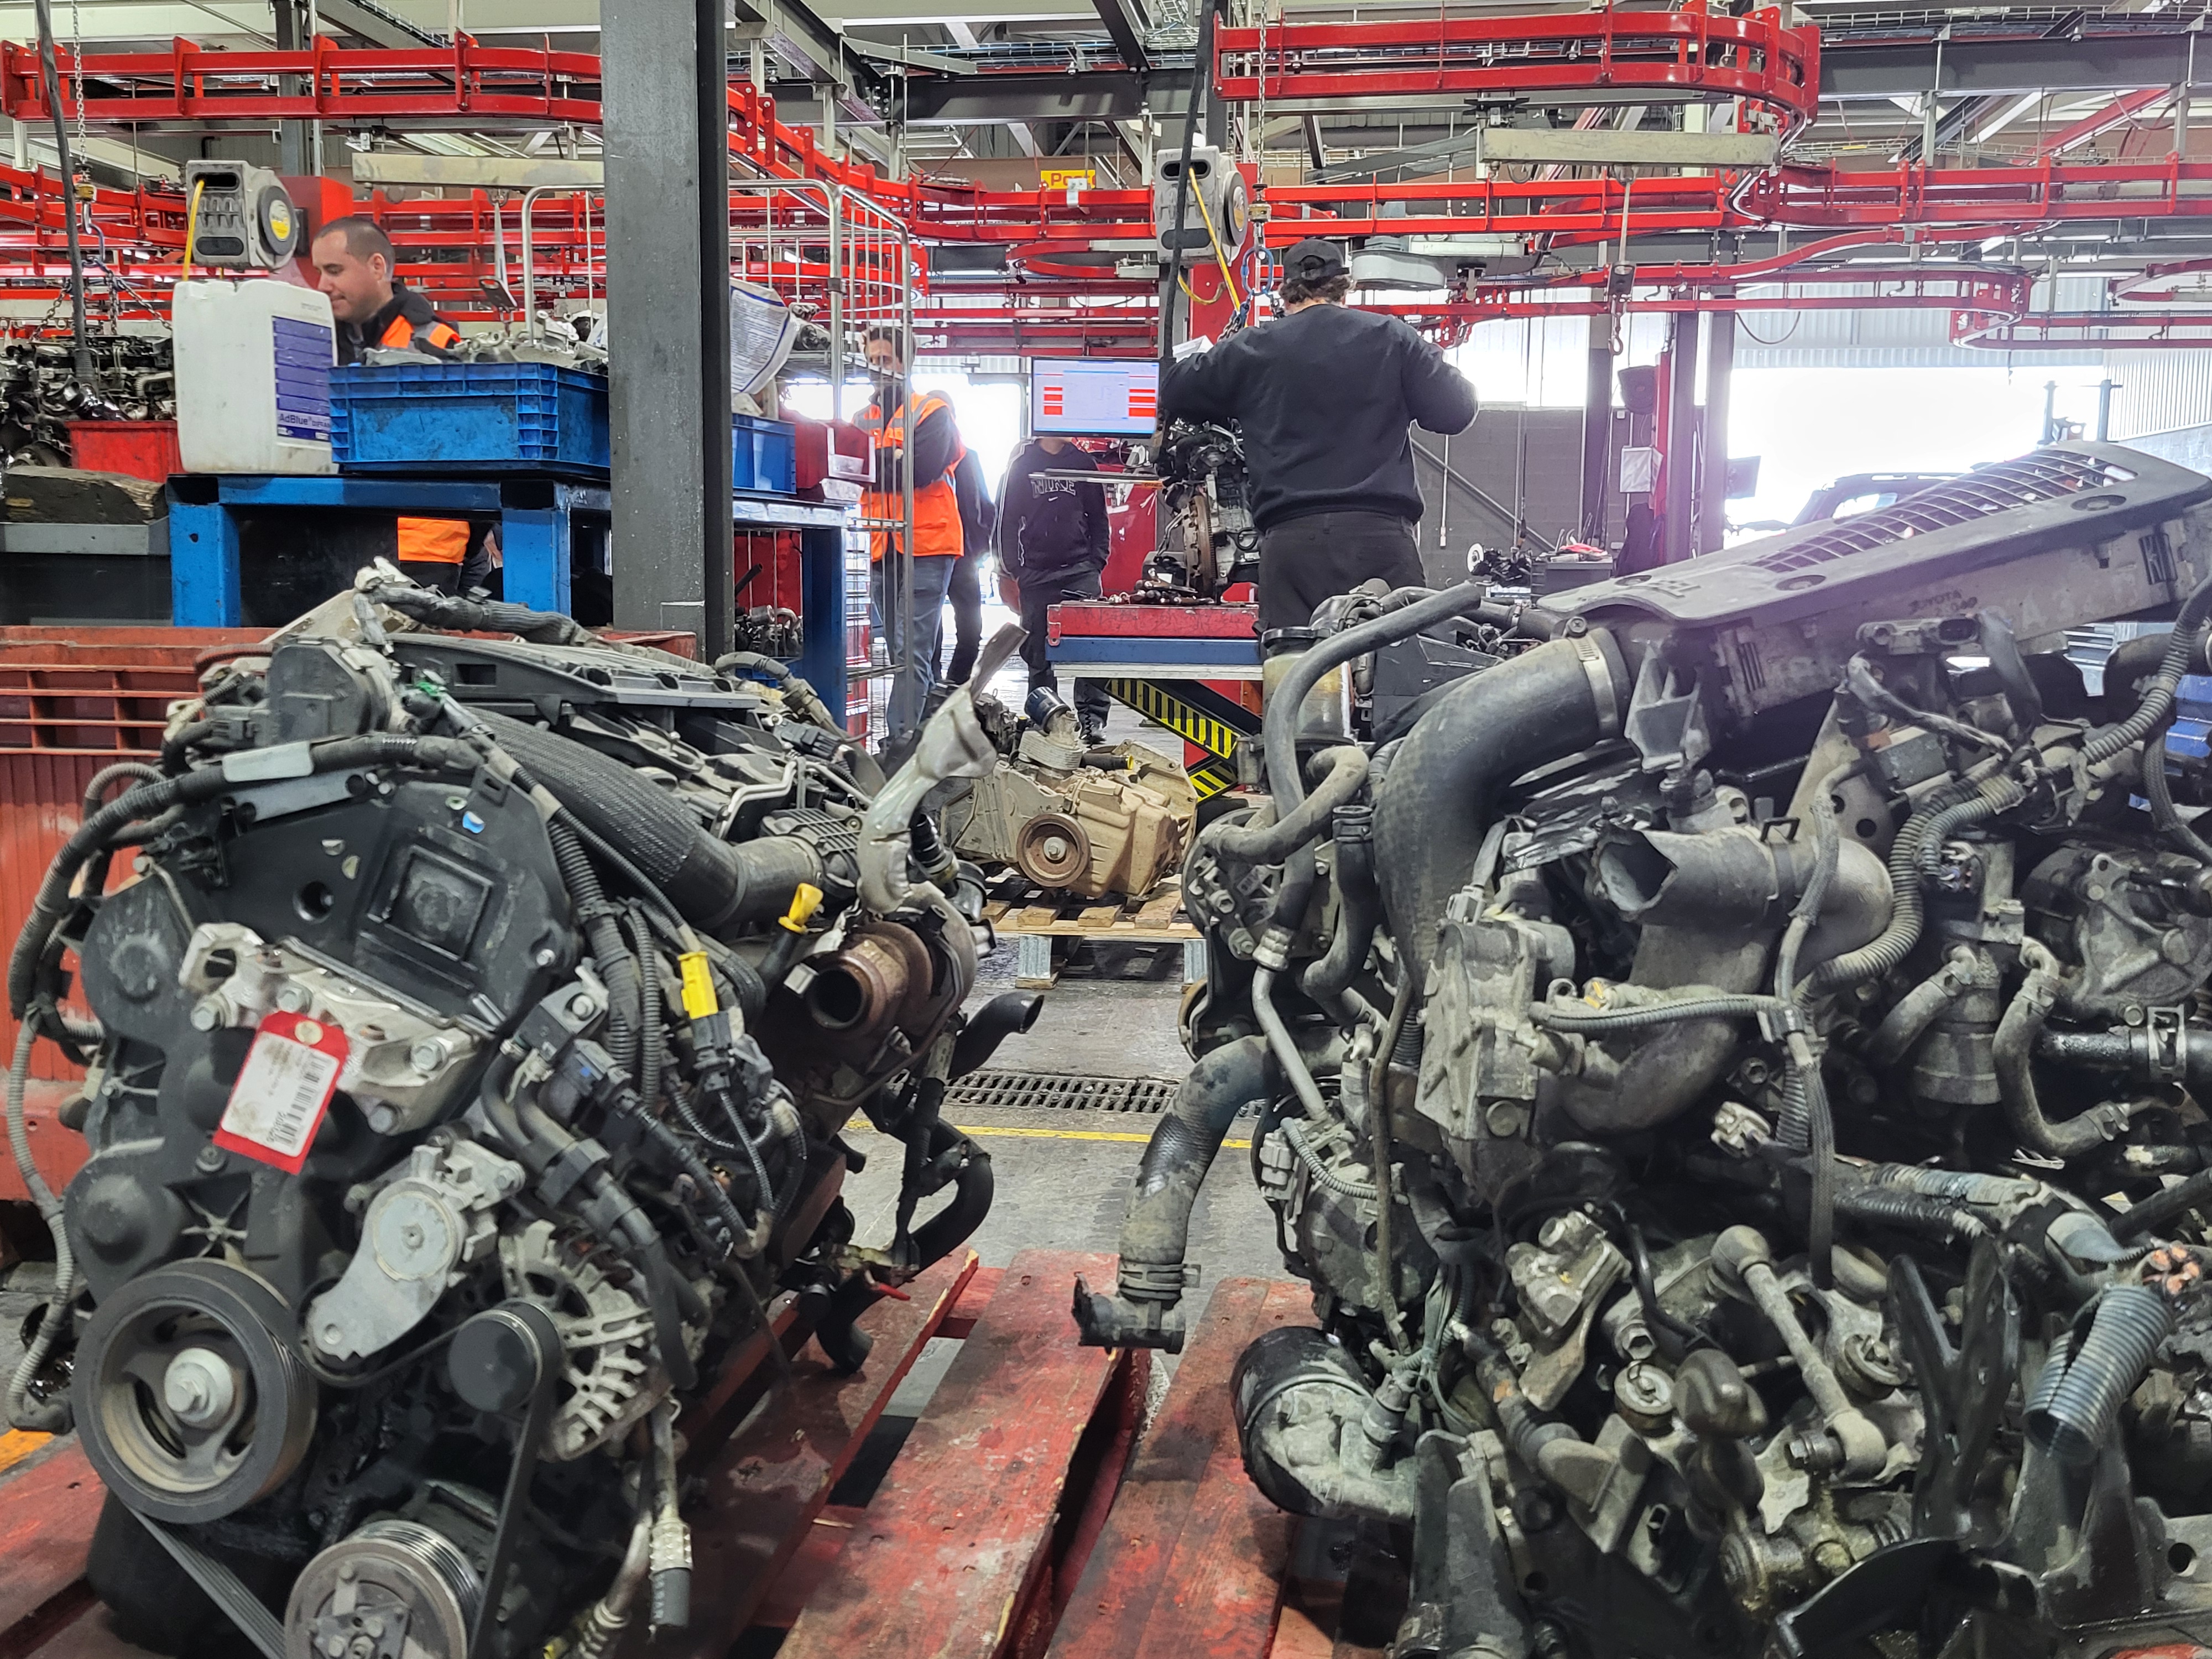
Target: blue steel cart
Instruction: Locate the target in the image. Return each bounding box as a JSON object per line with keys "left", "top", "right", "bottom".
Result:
{"left": 166, "top": 473, "right": 855, "bottom": 719}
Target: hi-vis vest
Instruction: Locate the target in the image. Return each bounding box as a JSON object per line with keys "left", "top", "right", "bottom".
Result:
{"left": 396, "top": 518, "right": 468, "bottom": 564}
{"left": 859, "top": 392, "right": 966, "bottom": 564}
{"left": 382, "top": 311, "right": 460, "bottom": 353}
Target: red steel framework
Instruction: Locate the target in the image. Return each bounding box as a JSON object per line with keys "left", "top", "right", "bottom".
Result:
{"left": 2, "top": 32, "right": 2211, "bottom": 347}
{"left": 1213, "top": 2, "right": 1819, "bottom": 133}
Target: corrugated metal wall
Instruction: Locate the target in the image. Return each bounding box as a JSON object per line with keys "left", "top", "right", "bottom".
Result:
{"left": 2103, "top": 352, "right": 2212, "bottom": 441}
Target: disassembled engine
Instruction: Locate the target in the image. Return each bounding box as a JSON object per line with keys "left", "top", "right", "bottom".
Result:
{"left": 1079, "top": 444, "right": 2212, "bottom": 1658}
{"left": 5, "top": 568, "right": 1038, "bottom": 1658}
{"left": 3, "top": 334, "right": 177, "bottom": 466}
{"left": 937, "top": 687, "right": 1196, "bottom": 899}
{"left": 1138, "top": 419, "right": 1260, "bottom": 601}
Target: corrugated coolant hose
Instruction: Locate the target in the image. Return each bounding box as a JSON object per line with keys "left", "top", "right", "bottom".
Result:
{"left": 477, "top": 711, "right": 822, "bottom": 931}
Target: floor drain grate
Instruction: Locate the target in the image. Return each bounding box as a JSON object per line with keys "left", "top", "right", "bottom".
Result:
{"left": 946, "top": 1070, "right": 1180, "bottom": 1114}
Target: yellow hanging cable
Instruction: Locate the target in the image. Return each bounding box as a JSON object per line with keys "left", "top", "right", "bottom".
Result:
{"left": 1190, "top": 177, "right": 1242, "bottom": 310}
{"left": 182, "top": 178, "right": 204, "bottom": 278}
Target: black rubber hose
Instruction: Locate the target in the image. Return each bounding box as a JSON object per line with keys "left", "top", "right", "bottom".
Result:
{"left": 1799, "top": 760, "right": 2001, "bottom": 1000}
{"left": 1833, "top": 1183, "right": 1984, "bottom": 1242}
{"left": 159, "top": 721, "right": 212, "bottom": 777}
{"left": 477, "top": 710, "right": 822, "bottom": 931}
{"left": 1374, "top": 632, "right": 1625, "bottom": 977}
{"left": 2112, "top": 1167, "right": 2212, "bottom": 1241}
{"left": 548, "top": 820, "right": 640, "bottom": 1084}
{"left": 1267, "top": 582, "right": 1517, "bottom": 816}
{"left": 1116, "top": 1035, "right": 1279, "bottom": 1280}
{"left": 713, "top": 649, "right": 846, "bottom": 738}
{"left": 1915, "top": 772, "right": 2029, "bottom": 880}
{"left": 2027, "top": 1286, "right": 2173, "bottom": 1463}
{"left": 1302, "top": 801, "right": 1381, "bottom": 1004}
{"left": 909, "top": 1119, "right": 995, "bottom": 1268}
{"left": 2081, "top": 577, "right": 2212, "bottom": 765}
{"left": 620, "top": 906, "right": 664, "bottom": 1120}
{"left": 1995, "top": 943, "right": 2135, "bottom": 1160}
{"left": 2142, "top": 719, "right": 2212, "bottom": 865}
{"left": 948, "top": 993, "right": 1044, "bottom": 1080}
{"left": 1208, "top": 745, "right": 1367, "bottom": 865}
{"left": 481, "top": 1051, "right": 702, "bottom": 1390}
{"left": 629, "top": 1102, "right": 746, "bottom": 1262}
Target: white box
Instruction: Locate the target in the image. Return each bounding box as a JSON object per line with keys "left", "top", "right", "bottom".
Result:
{"left": 174, "top": 279, "right": 337, "bottom": 475}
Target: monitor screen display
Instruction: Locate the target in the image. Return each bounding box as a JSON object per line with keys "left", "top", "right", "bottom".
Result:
{"left": 1030, "top": 358, "right": 1159, "bottom": 436}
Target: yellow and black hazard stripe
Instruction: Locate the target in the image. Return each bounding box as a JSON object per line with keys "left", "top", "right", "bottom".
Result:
{"left": 1185, "top": 755, "right": 1237, "bottom": 799}
{"left": 1102, "top": 676, "right": 1255, "bottom": 764}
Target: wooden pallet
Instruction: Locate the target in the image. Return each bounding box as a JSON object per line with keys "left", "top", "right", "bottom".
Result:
{"left": 981, "top": 879, "right": 1207, "bottom": 989}
{"left": 0, "top": 1259, "right": 1381, "bottom": 1659}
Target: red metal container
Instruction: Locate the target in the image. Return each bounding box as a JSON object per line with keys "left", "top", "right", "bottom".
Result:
{"left": 64, "top": 419, "right": 184, "bottom": 483}
{"left": 792, "top": 418, "right": 872, "bottom": 495}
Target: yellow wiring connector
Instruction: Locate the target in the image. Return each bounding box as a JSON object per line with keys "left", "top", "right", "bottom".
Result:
{"left": 677, "top": 952, "right": 718, "bottom": 1020}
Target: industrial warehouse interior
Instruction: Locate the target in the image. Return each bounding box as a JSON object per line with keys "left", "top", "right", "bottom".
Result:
{"left": 15, "top": 1, "right": 2212, "bottom": 1656}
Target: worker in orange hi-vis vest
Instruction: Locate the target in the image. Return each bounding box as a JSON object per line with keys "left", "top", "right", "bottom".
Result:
{"left": 857, "top": 324, "right": 966, "bottom": 739}
{"left": 311, "top": 216, "right": 480, "bottom": 591}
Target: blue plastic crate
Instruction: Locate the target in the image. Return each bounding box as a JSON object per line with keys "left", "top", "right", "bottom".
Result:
{"left": 331, "top": 362, "right": 611, "bottom": 472}
{"left": 735, "top": 413, "right": 797, "bottom": 495}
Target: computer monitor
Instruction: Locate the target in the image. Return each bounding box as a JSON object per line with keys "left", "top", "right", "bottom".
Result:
{"left": 1030, "top": 358, "right": 1159, "bottom": 437}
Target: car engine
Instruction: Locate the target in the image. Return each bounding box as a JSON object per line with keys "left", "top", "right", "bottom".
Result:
{"left": 4, "top": 569, "right": 1037, "bottom": 1658}
{"left": 1138, "top": 419, "right": 1260, "bottom": 601}
{"left": 1077, "top": 443, "right": 2212, "bottom": 1658}
{"left": 937, "top": 686, "right": 1196, "bottom": 899}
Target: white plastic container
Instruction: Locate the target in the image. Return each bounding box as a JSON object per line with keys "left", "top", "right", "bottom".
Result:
{"left": 174, "top": 278, "right": 338, "bottom": 474}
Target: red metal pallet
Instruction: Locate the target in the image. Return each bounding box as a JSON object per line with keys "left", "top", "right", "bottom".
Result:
{"left": 0, "top": 1253, "right": 1358, "bottom": 1659}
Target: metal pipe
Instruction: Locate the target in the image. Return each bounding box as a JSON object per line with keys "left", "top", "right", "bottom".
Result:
{"left": 898, "top": 275, "right": 917, "bottom": 740}
{"left": 520, "top": 184, "right": 549, "bottom": 342}
{"left": 30, "top": 0, "right": 91, "bottom": 382}
{"left": 1581, "top": 310, "right": 1613, "bottom": 542}
{"left": 1662, "top": 310, "right": 1698, "bottom": 565}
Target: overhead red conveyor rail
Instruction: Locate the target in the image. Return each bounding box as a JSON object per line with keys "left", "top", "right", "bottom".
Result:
{"left": 0, "top": 29, "right": 2205, "bottom": 350}
{"left": 1213, "top": 2, "right": 1819, "bottom": 132}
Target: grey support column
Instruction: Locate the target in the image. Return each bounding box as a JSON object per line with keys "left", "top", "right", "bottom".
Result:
{"left": 1580, "top": 312, "right": 1613, "bottom": 544}
{"left": 1663, "top": 312, "right": 1699, "bottom": 566}
{"left": 604, "top": 0, "right": 736, "bottom": 651}
{"left": 1698, "top": 301, "right": 1735, "bottom": 555}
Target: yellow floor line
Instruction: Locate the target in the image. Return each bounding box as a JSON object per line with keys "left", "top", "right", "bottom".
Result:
{"left": 0, "top": 1427, "right": 51, "bottom": 1480}
{"left": 849, "top": 1123, "right": 1248, "bottom": 1151}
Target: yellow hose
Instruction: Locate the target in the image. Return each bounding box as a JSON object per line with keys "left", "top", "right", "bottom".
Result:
{"left": 1190, "top": 178, "right": 1241, "bottom": 310}
{"left": 182, "top": 178, "right": 204, "bottom": 277}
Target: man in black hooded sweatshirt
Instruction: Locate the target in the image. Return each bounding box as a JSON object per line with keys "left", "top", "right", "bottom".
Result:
{"left": 998, "top": 432, "right": 1112, "bottom": 740}
{"left": 1159, "top": 237, "right": 1477, "bottom": 632}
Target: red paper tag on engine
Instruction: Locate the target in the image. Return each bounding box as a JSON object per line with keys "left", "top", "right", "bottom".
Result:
{"left": 212, "top": 1011, "right": 348, "bottom": 1174}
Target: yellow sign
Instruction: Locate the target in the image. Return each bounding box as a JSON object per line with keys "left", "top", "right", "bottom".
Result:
{"left": 1041, "top": 168, "right": 1096, "bottom": 191}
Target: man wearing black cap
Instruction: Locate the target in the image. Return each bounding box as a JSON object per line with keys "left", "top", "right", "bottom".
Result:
{"left": 1159, "top": 237, "right": 1476, "bottom": 631}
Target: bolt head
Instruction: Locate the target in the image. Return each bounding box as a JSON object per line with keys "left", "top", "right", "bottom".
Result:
{"left": 274, "top": 983, "right": 311, "bottom": 1014}
{"left": 189, "top": 1000, "right": 222, "bottom": 1032}
{"left": 569, "top": 993, "right": 597, "bottom": 1019}
{"left": 408, "top": 1038, "right": 445, "bottom": 1074}
{"left": 161, "top": 1346, "right": 237, "bottom": 1428}
{"left": 534, "top": 947, "right": 557, "bottom": 968}
{"left": 195, "top": 1144, "right": 225, "bottom": 1172}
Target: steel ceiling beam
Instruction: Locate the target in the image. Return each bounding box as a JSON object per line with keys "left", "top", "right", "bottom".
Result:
{"left": 315, "top": 0, "right": 441, "bottom": 49}
{"left": 1822, "top": 30, "right": 2193, "bottom": 100}
{"left": 1089, "top": 0, "right": 1151, "bottom": 74}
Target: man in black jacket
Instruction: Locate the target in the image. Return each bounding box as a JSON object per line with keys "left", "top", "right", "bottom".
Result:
{"left": 941, "top": 445, "right": 993, "bottom": 686}
{"left": 1159, "top": 237, "right": 1477, "bottom": 631}
{"left": 998, "top": 434, "right": 1112, "bottom": 739}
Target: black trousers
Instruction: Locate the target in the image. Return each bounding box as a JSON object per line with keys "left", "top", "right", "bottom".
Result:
{"left": 1017, "top": 566, "right": 1110, "bottom": 723}
{"left": 941, "top": 551, "right": 983, "bottom": 684}
{"left": 1256, "top": 509, "right": 1427, "bottom": 634}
